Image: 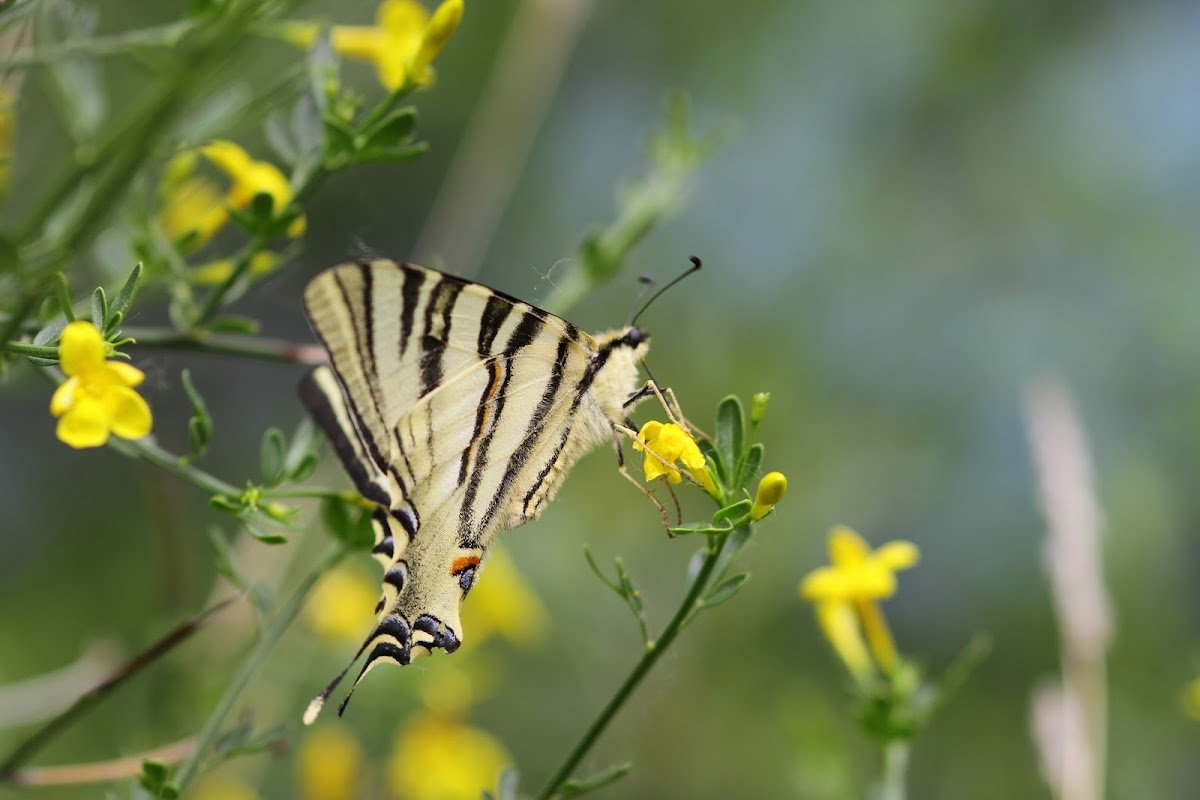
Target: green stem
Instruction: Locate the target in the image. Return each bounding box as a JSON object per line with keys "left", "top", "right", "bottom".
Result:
{"left": 124, "top": 327, "right": 325, "bottom": 365}
{"left": 3, "top": 342, "right": 59, "bottom": 359}
{"left": 174, "top": 545, "right": 347, "bottom": 791}
{"left": 1, "top": 20, "right": 197, "bottom": 67}
{"left": 877, "top": 740, "right": 909, "bottom": 800}
{"left": 0, "top": 597, "right": 238, "bottom": 781}
{"left": 108, "top": 436, "right": 240, "bottom": 497}
{"left": 536, "top": 536, "right": 723, "bottom": 800}
{"left": 260, "top": 487, "right": 352, "bottom": 501}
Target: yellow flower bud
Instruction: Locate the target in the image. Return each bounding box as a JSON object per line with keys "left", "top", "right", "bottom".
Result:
{"left": 749, "top": 471, "right": 787, "bottom": 520}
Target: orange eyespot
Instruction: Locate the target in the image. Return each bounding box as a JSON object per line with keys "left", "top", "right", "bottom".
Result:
{"left": 450, "top": 555, "right": 480, "bottom": 575}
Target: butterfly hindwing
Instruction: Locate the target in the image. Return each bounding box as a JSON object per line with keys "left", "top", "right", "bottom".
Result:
{"left": 302, "top": 260, "right": 650, "bottom": 720}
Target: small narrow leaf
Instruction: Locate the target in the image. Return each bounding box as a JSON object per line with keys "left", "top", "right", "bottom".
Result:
{"left": 614, "top": 557, "right": 641, "bottom": 611}
{"left": 361, "top": 107, "right": 417, "bottom": 149}
{"left": 319, "top": 496, "right": 352, "bottom": 543}
{"left": 696, "top": 437, "right": 727, "bottom": 489}
{"left": 284, "top": 416, "right": 320, "bottom": 482}
{"left": 207, "top": 315, "right": 261, "bottom": 334}
{"left": 560, "top": 762, "right": 633, "bottom": 797}
{"left": 702, "top": 572, "right": 750, "bottom": 607}
{"left": 54, "top": 273, "right": 75, "bottom": 321}
{"left": 669, "top": 519, "right": 733, "bottom": 536}
{"left": 90, "top": 286, "right": 107, "bottom": 329}
{"left": 107, "top": 262, "right": 142, "bottom": 326}
{"left": 181, "top": 370, "right": 212, "bottom": 459}
{"left": 243, "top": 519, "right": 288, "bottom": 545}
{"left": 583, "top": 546, "right": 622, "bottom": 596}
{"left": 259, "top": 427, "right": 287, "bottom": 487}
{"left": 265, "top": 110, "right": 298, "bottom": 166}
{"left": 712, "top": 499, "right": 752, "bottom": 525}
{"left": 353, "top": 143, "right": 429, "bottom": 164}
{"left": 715, "top": 395, "right": 744, "bottom": 470}
{"left": 683, "top": 548, "right": 706, "bottom": 593}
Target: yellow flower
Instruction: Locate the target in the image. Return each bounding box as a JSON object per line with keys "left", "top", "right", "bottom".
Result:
{"left": 460, "top": 545, "right": 547, "bottom": 649}
{"left": 287, "top": 0, "right": 463, "bottom": 91}
{"left": 190, "top": 773, "right": 260, "bottom": 800}
{"left": 799, "top": 526, "right": 919, "bottom": 681}
{"left": 305, "top": 566, "right": 378, "bottom": 642}
{"left": 1184, "top": 676, "right": 1200, "bottom": 722}
{"left": 50, "top": 321, "right": 152, "bottom": 449}
{"left": 388, "top": 711, "right": 509, "bottom": 800}
{"left": 0, "top": 84, "right": 14, "bottom": 192}
{"left": 192, "top": 251, "right": 279, "bottom": 285}
{"left": 749, "top": 471, "right": 787, "bottom": 520}
{"left": 632, "top": 420, "right": 710, "bottom": 486}
{"left": 158, "top": 142, "right": 304, "bottom": 248}
{"left": 297, "top": 724, "right": 364, "bottom": 800}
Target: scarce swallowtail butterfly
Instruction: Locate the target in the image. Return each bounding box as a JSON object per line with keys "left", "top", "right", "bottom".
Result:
{"left": 300, "top": 259, "right": 658, "bottom": 723}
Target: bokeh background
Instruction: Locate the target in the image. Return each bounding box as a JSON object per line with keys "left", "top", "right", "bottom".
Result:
{"left": 3, "top": 0, "right": 1200, "bottom": 797}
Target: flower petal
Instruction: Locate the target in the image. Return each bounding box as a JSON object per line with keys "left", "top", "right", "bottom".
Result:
{"left": 56, "top": 398, "right": 111, "bottom": 448}
{"left": 201, "top": 140, "right": 254, "bottom": 181}
{"left": 633, "top": 420, "right": 662, "bottom": 452}
{"left": 50, "top": 377, "right": 79, "bottom": 417}
{"left": 875, "top": 540, "right": 920, "bottom": 571}
{"left": 410, "top": 0, "right": 463, "bottom": 82}
{"left": 827, "top": 525, "right": 870, "bottom": 567}
{"left": 58, "top": 321, "right": 107, "bottom": 376}
{"left": 105, "top": 361, "right": 146, "bottom": 388}
{"left": 105, "top": 386, "right": 153, "bottom": 440}
{"left": 816, "top": 600, "right": 873, "bottom": 683}
{"left": 330, "top": 25, "right": 386, "bottom": 61}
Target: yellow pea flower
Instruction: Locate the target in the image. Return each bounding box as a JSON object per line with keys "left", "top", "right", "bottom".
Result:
{"left": 305, "top": 566, "right": 378, "bottom": 642}
{"left": 297, "top": 724, "right": 364, "bottom": 800}
{"left": 799, "top": 526, "right": 919, "bottom": 681}
{"left": 749, "top": 471, "right": 787, "bottom": 520}
{"left": 286, "top": 0, "right": 464, "bottom": 91}
{"left": 159, "top": 142, "right": 304, "bottom": 249}
{"left": 192, "top": 251, "right": 280, "bottom": 286}
{"left": 49, "top": 321, "right": 152, "bottom": 449}
{"left": 633, "top": 420, "right": 711, "bottom": 488}
{"left": 388, "top": 711, "right": 509, "bottom": 800}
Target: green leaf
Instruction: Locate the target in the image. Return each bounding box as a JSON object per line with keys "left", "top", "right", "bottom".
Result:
{"left": 265, "top": 110, "right": 297, "bottom": 166}
{"left": 107, "top": 262, "right": 143, "bottom": 328}
{"left": 702, "top": 572, "right": 750, "bottom": 607}
{"left": 181, "top": 370, "right": 212, "bottom": 460}
{"left": 360, "top": 107, "right": 417, "bottom": 149}
{"left": 696, "top": 437, "right": 727, "bottom": 489}
{"left": 715, "top": 395, "right": 744, "bottom": 471}
{"left": 249, "top": 191, "right": 276, "bottom": 224}
{"left": 32, "top": 315, "right": 68, "bottom": 348}
{"left": 737, "top": 443, "right": 764, "bottom": 493}
{"left": 560, "top": 762, "right": 632, "bottom": 797}
{"left": 712, "top": 499, "right": 752, "bottom": 526}
{"left": 291, "top": 93, "right": 324, "bottom": 158}
{"left": 209, "top": 494, "right": 244, "bottom": 513}
{"left": 320, "top": 496, "right": 352, "bottom": 544}
{"left": 323, "top": 114, "right": 357, "bottom": 156}
{"left": 54, "top": 272, "right": 75, "bottom": 321}
{"left": 614, "top": 557, "right": 641, "bottom": 612}
{"left": 583, "top": 546, "right": 621, "bottom": 596}
{"left": 284, "top": 416, "right": 320, "bottom": 482}
{"left": 138, "top": 759, "right": 180, "bottom": 799}
{"left": 90, "top": 286, "right": 107, "bottom": 329}
{"left": 349, "top": 508, "right": 376, "bottom": 549}
{"left": 259, "top": 427, "right": 287, "bottom": 487}
{"left": 243, "top": 519, "right": 288, "bottom": 545}
{"left": 669, "top": 519, "right": 733, "bottom": 536}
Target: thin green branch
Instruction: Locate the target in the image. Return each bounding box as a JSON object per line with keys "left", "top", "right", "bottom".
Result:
{"left": 0, "top": 597, "right": 238, "bottom": 781}
{"left": 0, "top": 20, "right": 196, "bottom": 67}
{"left": 173, "top": 545, "right": 348, "bottom": 791}
{"left": 878, "top": 740, "right": 910, "bottom": 800}
{"left": 536, "top": 533, "right": 725, "bottom": 800}
{"left": 124, "top": 327, "right": 326, "bottom": 365}
{"left": 108, "top": 435, "right": 240, "bottom": 497}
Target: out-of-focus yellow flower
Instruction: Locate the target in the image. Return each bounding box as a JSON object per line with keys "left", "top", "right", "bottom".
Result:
{"left": 460, "top": 545, "right": 547, "bottom": 649}
{"left": 159, "top": 141, "right": 304, "bottom": 249}
{"left": 192, "top": 251, "right": 279, "bottom": 285}
{"left": 633, "top": 420, "right": 711, "bottom": 490}
{"left": 0, "top": 85, "right": 14, "bottom": 192}
{"left": 285, "top": 0, "right": 463, "bottom": 91}
{"left": 191, "top": 773, "right": 260, "bottom": 800}
{"left": 50, "top": 321, "right": 152, "bottom": 449}
{"left": 297, "top": 724, "right": 364, "bottom": 800}
{"left": 799, "top": 526, "right": 919, "bottom": 681}
{"left": 1184, "top": 676, "right": 1200, "bottom": 721}
{"left": 750, "top": 471, "right": 787, "bottom": 521}
{"left": 388, "top": 711, "right": 509, "bottom": 800}
{"left": 306, "top": 566, "right": 377, "bottom": 642}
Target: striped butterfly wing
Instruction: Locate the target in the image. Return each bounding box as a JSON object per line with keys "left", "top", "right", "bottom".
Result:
{"left": 300, "top": 260, "right": 646, "bottom": 720}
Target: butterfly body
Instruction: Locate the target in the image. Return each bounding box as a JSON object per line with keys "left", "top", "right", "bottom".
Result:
{"left": 300, "top": 259, "right": 649, "bottom": 720}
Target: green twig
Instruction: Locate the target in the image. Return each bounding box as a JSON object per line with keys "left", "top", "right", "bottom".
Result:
{"left": 0, "top": 596, "right": 239, "bottom": 781}
{"left": 1, "top": 20, "right": 196, "bottom": 67}
{"left": 108, "top": 435, "right": 240, "bottom": 497}
{"left": 123, "top": 327, "right": 325, "bottom": 365}
{"left": 536, "top": 534, "right": 724, "bottom": 799}
{"left": 878, "top": 740, "right": 910, "bottom": 800}
{"left": 173, "top": 545, "right": 347, "bottom": 791}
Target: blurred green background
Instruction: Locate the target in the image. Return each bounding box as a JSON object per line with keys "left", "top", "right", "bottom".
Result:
{"left": 3, "top": 0, "right": 1200, "bottom": 797}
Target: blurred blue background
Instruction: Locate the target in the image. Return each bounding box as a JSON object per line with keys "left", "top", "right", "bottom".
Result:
{"left": 3, "top": 0, "right": 1200, "bottom": 797}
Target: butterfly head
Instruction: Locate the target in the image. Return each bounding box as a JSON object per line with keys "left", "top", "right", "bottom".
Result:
{"left": 597, "top": 325, "right": 651, "bottom": 364}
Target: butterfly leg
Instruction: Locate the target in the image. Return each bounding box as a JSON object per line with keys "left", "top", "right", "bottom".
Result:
{"left": 625, "top": 380, "right": 707, "bottom": 439}
{"left": 612, "top": 431, "right": 675, "bottom": 536}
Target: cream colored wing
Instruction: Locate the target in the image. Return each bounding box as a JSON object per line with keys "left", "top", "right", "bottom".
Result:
{"left": 300, "top": 260, "right": 648, "bottom": 721}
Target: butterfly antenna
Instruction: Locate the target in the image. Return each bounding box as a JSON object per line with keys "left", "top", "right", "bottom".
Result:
{"left": 302, "top": 636, "right": 374, "bottom": 725}
{"left": 630, "top": 256, "right": 702, "bottom": 327}
{"left": 626, "top": 275, "right": 657, "bottom": 326}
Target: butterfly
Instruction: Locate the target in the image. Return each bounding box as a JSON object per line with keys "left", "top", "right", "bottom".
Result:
{"left": 299, "top": 258, "right": 661, "bottom": 722}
